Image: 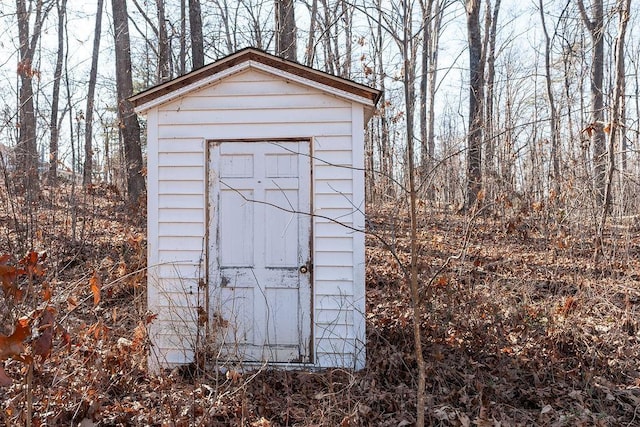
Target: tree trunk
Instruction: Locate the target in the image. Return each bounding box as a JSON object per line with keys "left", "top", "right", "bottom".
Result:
{"left": 16, "top": 0, "right": 50, "bottom": 194}
{"left": 179, "top": 0, "right": 186, "bottom": 75}
{"left": 595, "top": 0, "right": 630, "bottom": 258}
{"left": 319, "top": 0, "right": 334, "bottom": 75}
{"left": 216, "top": 0, "right": 235, "bottom": 53}
{"left": 376, "top": 0, "right": 392, "bottom": 198}
{"left": 83, "top": 0, "right": 104, "bottom": 187}
{"left": 420, "top": 0, "right": 446, "bottom": 199}
{"left": 400, "top": 5, "right": 426, "bottom": 424}
{"left": 616, "top": 0, "right": 630, "bottom": 174}
{"left": 465, "top": 0, "right": 484, "bottom": 209}
{"left": 538, "top": 0, "right": 559, "bottom": 195}
{"left": 561, "top": 34, "right": 576, "bottom": 159}
{"left": 49, "top": 0, "right": 66, "bottom": 185}
{"left": 340, "top": 0, "right": 352, "bottom": 78}
{"left": 189, "top": 0, "right": 204, "bottom": 69}
{"left": 112, "top": 0, "right": 146, "bottom": 205}
{"left": 483, "top": 0, "right": 500, "bottom": 198}
{"left": 275, "top": 0, "right": 297, "bottom": 60}
{"left": 241, "top": 0, "right": 265, "bottom": 50}
{"left": 577, "top": 0, "right": 605, "bottom": 207}
{"left": 156, "top": 0, "right": 171, "bottom": 83}
{"left": 419, "top": 0, "right": 434, "bottom": 188}
{"left": 304, "top": 0, "right": 318, "bottom": 66}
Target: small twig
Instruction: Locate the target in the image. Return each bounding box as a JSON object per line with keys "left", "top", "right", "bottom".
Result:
{"left": 26, "top": 362, "right": 33, "bottom": 427}
{"left": 627, "top": 403, "right": 639, "bottom": 427}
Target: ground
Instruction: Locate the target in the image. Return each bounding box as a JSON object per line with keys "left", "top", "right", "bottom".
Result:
{"left": 1, "top": 184, "right": 640, "bottom": 425}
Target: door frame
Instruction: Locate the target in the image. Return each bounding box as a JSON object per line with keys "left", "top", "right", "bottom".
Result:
{"left": 205, "top": 137, "right": 314, "bottom": 364}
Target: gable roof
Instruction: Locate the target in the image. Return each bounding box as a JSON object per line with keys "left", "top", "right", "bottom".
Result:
{"left": 130, "top": 47, "right": 381, "bottom": 117}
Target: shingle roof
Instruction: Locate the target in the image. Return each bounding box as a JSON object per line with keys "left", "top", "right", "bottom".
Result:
{"left": 130, "top": 47, "right": 381, "bottom": 113}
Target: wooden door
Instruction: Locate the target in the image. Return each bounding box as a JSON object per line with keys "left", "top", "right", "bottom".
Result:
{"left": 209, "top": 140, "right": 312, "bottom": 363}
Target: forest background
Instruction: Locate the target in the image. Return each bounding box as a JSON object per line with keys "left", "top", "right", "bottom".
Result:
{"left": 4, "top": 0, "right": 638, "bottom": 216}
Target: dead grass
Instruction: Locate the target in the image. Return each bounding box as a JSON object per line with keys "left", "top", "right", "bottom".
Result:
{"left": 366, "top": 202, "right": 640, "bottom": 425}
{"left": 1, "top": 188, "right": 640, "bottom": 425}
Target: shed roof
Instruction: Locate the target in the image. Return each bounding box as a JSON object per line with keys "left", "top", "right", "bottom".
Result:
{"left": 130, "top": 47, "right": 382, "bottom": 116}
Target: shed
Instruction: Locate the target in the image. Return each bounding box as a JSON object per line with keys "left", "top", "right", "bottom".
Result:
{"left": 131, "top": 48, "right": 381, "bottom": 371}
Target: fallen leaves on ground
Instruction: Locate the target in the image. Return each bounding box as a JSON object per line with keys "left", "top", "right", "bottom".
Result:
{"left": 0, "top": 186, "right": 639, "bottom": 425}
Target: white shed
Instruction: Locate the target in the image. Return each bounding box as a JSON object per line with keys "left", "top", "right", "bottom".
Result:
{"left": 131, "top": 48, "right": 380, "bottom": 371}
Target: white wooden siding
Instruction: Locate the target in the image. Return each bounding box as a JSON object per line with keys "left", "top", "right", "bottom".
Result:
{"left": 158, "top": 108, "right": 351, "bottom": 125}
{"left": 158, "top": 123, "right": 353, "bottom": 139}
{"left": 147, "top": 67, "right": 367, "bottom": 369}
{"left": 166, "top": 93, "right": 348, "bottom": 111}
{"left": 316, "top": 280, "right": 355, "bottom": 296}
{"left": 159, "top": 180, "right": 205, "bottom": 194}
{"left": 314, "top": 165, "right": 353, "bottom": 180}
{"left": 351, "top": 104, "right": 367, "bottom": 370}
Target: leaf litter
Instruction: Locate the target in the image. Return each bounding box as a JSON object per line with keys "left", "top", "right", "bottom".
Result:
{"left": 0, "top": 185, "right": 639, "bottom": 425}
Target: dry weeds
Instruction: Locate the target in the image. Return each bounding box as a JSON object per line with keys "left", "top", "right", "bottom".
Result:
{"left": 1, "top": 186, "right": 639, "bottom": 425}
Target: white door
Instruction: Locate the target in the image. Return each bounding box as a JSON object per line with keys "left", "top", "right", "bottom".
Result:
{"left": 209, "top": 140, "right": 312, "bottom": 363}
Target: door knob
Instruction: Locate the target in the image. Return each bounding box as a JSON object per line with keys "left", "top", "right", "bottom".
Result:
{"left": 299, "top": 265, "right": 308, "bottom": 274}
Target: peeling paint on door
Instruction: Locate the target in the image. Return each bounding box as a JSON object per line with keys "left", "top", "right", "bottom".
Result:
{"left": 208, "top": 140, "right": 312, "bottom": 363}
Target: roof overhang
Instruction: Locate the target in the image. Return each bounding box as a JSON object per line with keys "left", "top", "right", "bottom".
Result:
{"left": 130, "top": 48, "right": 382, "bottom": 121}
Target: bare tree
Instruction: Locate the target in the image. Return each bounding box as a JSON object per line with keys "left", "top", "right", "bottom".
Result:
{"left": 319, "top": 0, "right": 335, "bottom": 74}
{"left": 16, "top": 0, "right": 52, "bottom": 193}
{"left": 392, "top": 1, "right": 427, "bottom": 423}
{"left": 614, "top": 0, "right": 630, "bottom": 174}
{"left": 304, "top": 0, "right": 318, "bottom": 66}
{"left": 538, "top": 0, "right": 560, "bottom": 195}
{"left": 49, "top": 0, "right": 66, "bottom": 184}
{"left": 465, "top": 0, "right": 484, "bottom": 209}
{"left": 129, "top": 0, "right": 159, "bottom": 87}
{"left": 596, "top": 0, "right": 631, "bottom": 257}
{"left": 482, "top": 0, "right": 500, "bottom": 197}
{"left": 112, "top": 0, "right": 146, "bottom": 205}
{"left": 340, "top": 0, "right": 353, "bottom": 77}
{"left": 577, "top": 0, "right": 606, "bottom": 207}
{"left": 156, "top": 0, "right": 171, "bottom": 82}
{"left": 179, "top": 0, "right": 186, "bottom": 75}
{"left": 275, "top": 0, "right": 297, "bottom": 60}
{"left": 239, "top": 0, "right": 269, "bottom": 50}
{"left": 364, "top": 0, "right": 394, "bottom": 200}
{"left": 189, "top": 0, "right": 205, "bottom": 69}
{"left": 83, "top": 0, "right": 104, "bottom": 186}
{"left": 558, "top": 7, "right": 581, "bottom": 169}
{"left": 419, "top": 0, "right": 450, "bottom": 197}
{"left": 211, "top": 0, "right": 239, "bottom": 53}
{"left": 307, "top": 0, "right": 357, "bottom": 76}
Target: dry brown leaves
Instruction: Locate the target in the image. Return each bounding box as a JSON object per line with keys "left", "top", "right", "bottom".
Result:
{"left": 1, "top": 186, "right": 640, "bottom": 425}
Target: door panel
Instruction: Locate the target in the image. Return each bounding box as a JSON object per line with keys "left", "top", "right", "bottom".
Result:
{"left": 219, "top": 189, "right": 254, "bottom": 267}
{"left": 209, "top": 140, "right": 311, "bottom": 363}
{"left": 219, "top": 286, "right": 254, "bottom": 343}
{"left": 265, "top": 188, "right": 299, "bottom": 267}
